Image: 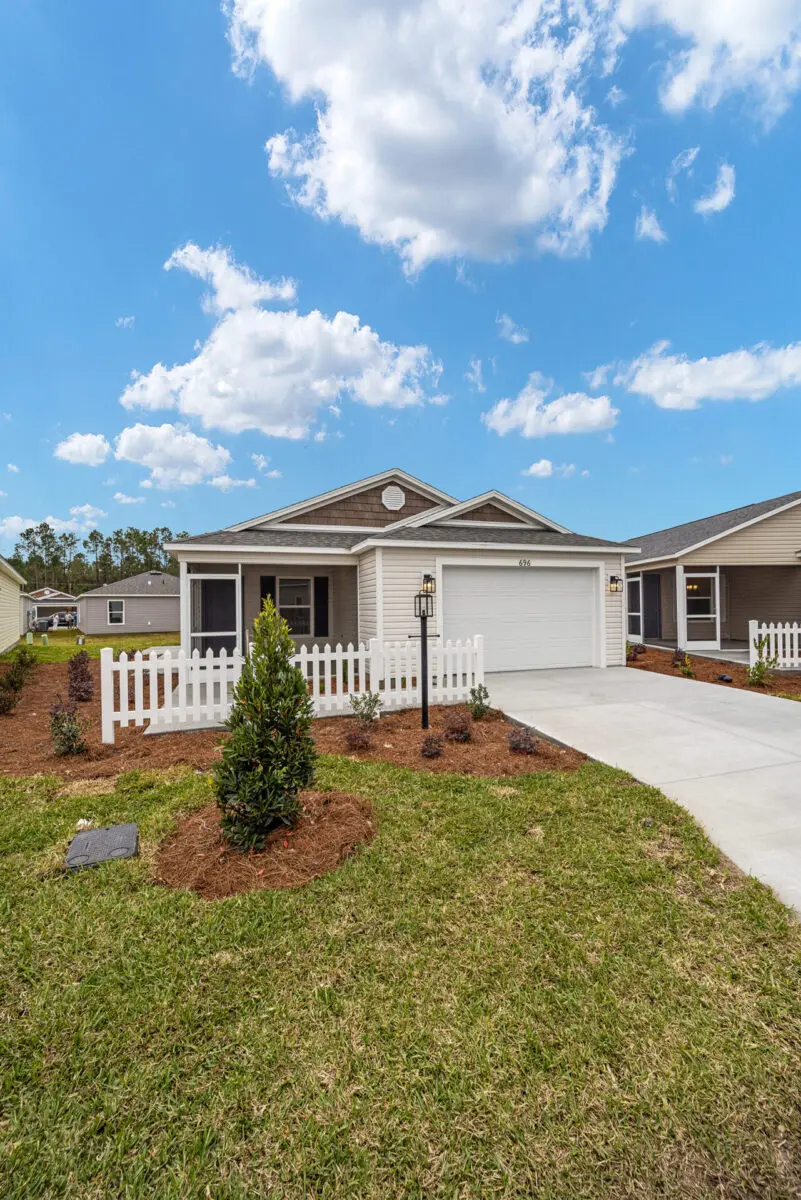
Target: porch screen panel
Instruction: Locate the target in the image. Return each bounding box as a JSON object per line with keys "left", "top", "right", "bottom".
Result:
{"left": 314, "top": 577, "right": 329, "bottom": 638}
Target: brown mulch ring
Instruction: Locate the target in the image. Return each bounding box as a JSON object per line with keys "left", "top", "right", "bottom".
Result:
{"left": 0, "top": 662, "right": 586, "bottom": 779}
{"left": 154, "top": 792, "right": 375, "bottom": 899}
{"left": 312, "top": 705, "right": 586, "bottom": 776}
{"left": 628, "top": 646, "right": 801, "bottom": 697}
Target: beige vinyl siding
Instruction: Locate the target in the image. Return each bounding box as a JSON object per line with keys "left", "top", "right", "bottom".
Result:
{"left": 378, "top": 546, "right": 626, "bottom": 666}
{"left": 0, "top": 566, "right": 23, "bottom": 655}
{"left": 722, "top": 566, "right": 801, "bottom": 640}
{"left": 356, "top": 551, "right": 378, "bottom": 642}
{"left": 79, "top": 595, "right": 180, "bottom": 636}
{"left": 683, "top": 503, "right": 801, "bottom": 565}
{"left": 332, "top": 565, "right": 359, "bottom": 645}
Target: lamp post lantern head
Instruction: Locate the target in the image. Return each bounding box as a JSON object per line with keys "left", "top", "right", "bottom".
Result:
{"left": 414, "top": 591, "right": 434, "bottom": 619}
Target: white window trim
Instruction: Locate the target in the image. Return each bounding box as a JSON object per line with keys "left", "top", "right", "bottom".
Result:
{"left": 108, "top": 598, "right": 125, "bottom": 627}
{"left": 277, "top": 575, "right": 314, "bottom": 638}
{"left": 627, "top": 573, "right": 642, "bottom": 640}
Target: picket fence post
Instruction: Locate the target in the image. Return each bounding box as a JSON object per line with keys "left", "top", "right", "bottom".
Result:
{"left": 100, "top": 648, "right": 115, "bottom": 744}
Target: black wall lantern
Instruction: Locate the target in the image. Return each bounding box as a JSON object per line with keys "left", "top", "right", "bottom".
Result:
{"left": 414, "top": 575, "right": 436, "bottom": 729}
{"left": 609, "top": 575, "right": 624, "bottom": 593}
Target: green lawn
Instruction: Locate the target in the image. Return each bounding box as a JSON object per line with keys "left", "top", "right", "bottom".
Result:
{"left": 1, "top": 630, "right": 179, "bottom": 663}
{"left": 2, "top": 760, "right": 801, "bottom": 1198}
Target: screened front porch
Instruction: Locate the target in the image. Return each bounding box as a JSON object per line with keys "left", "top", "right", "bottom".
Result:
{"left": 182, "top": 563, "right": 359, "bottom": 655}
{"left": 627, "top": 564, "right": 801, "bottom": 656}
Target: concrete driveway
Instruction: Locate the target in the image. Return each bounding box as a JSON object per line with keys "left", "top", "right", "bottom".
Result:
{"left": 489, "top": 667, "right": 801, "bottom": 913}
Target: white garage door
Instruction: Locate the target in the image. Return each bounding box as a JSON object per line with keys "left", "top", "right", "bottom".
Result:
{"left": 442, "top": 566, "right": 597, "bottom": 672}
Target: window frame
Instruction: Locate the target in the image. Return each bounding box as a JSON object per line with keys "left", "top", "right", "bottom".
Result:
{"left": 685, "top": 574, "right": 717, "bottom": 620}
{"left": 277, "top": 576, "right": 314, "bottom": 637}
{"left": 107, "top": 598, "right": 125, "bottom": 626}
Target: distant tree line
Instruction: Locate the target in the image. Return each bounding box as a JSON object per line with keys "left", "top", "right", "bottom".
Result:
{"left": 7, "top": 524, "right": 188, "bottom": 595}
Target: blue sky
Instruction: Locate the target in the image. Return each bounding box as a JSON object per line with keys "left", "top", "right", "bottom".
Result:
{"left": 2, "top": 0, "right": 801, "bottom": 549}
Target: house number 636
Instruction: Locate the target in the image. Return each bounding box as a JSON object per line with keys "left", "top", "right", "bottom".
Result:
{"left": 518, "top": 558, "right": 532, "bottom": 567}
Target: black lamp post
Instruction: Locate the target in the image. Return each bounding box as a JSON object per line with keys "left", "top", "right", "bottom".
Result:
{"left": 414, "top": 574, "right": 436, "bottom": 730}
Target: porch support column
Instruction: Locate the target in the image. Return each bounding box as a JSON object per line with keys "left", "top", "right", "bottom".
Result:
{"left": 179, "top": 561, "right": 190, "bottom": 655}
{"left": 236, "top": 563, "right": 243, "bottom": 654}
{"left": 676, "top": 563, "right": 687, "bottom": 650}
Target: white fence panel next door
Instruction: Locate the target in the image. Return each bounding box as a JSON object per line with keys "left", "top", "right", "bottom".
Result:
{"left": 100, "top": 636, "right": 484, "bottom": 743}
{"left": 749, "top": 621, "right": 801, "bottom": 670}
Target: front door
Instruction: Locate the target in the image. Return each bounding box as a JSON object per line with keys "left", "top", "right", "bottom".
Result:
{"left": 643, "top": 574, "right": 661, "bottom": 640}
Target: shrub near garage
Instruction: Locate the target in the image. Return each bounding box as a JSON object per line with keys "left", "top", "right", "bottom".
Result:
{"left": 213, "top": 598, "right": 316, "bottom": 851}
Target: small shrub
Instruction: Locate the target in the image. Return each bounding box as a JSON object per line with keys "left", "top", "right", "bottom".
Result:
{"left": 444, "top": 709, "right": 472, "bottom": 743}
{"left": 0, "top": 661, "right": 26, "bottom": 693}
{"left": 67, "top": 650, "right": 94, "bottom": 703}
{"left": 213, "top": 598, "right": 316, "bottom": 851}
{"left": 0, "top": 688, "right": 18, "bottom": 715}
{"left": 746, "top": 635, "right": 779, "bottom": 687}
{"left": 13, "top": 644, "right": 37, "bottom": 674}
{"left": 421, "top": 733, "right": 443, "bottom": 759}
{"left": 349, "top": 690, "right": 382, "bottom": 729}
{"left": 677, "top": 653, "right": 695, "bottom": 679}
{"left": 49, "top": 698, "right": 88, "bottom": 756}
{"left": 345, "top": 726, "right": 373, "bottom": 752}
{"left": 671, "top": 647, "right": 687, "bottom": 667}
{"left": 467, "top": 683, "right": 491, "bottom": 720}
{"left": 508, "top": 725, "right": 537, "bottom": 755}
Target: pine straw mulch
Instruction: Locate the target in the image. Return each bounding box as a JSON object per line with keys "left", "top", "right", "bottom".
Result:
{"left": 628, "top": 645, "right": 801, "bottom": 696}
{"left": 0, "top": 662, "right": 585, "bottom": 779}
{"left": 154, "top": 792, "right": 375, "bottom": 899}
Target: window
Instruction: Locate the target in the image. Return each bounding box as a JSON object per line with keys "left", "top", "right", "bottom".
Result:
{"left": 686, "top": 576, "right": 716, "bottom": 618}
{"left": 278, "top": 578, "right": 311, "bottom": 635}
{"left": 627, "top": 576, "right": 642, "bottom": 638}
{"left": 108, "top": 599, "right": 125, "bottom": 626}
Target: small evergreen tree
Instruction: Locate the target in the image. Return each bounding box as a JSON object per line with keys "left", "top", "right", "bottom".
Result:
{"left": 67, "top": 650, "right": 93, "bottom": 702}
{"left": 214, "top": 598, "right": 316, "bottom": 850}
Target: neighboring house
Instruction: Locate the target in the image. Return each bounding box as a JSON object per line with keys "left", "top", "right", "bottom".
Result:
{"left": 625, "top": 490, "right": 801, "bottom": 652}
{"left": 0, "top": 554, "right": 25, "bottom": 655}
{"left": 77, "top": 571, "right": 180, "bottom": 636}
{"left": 23, "top": 587, "right": 78, "bottom": 628}
{"left": 165, "top": 469, "right": 634, "bottom": 673}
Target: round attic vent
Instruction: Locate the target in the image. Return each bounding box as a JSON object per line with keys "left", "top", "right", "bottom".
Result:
{"left": 381, "top": 484, "right": 406, "bottom": 511}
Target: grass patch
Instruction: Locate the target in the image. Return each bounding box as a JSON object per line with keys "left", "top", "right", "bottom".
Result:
{"left": 1, "top": 761, "right": 801, "bottom": 1197}
{"left": 2, "top": 631, "right": 179, "bottom": 663}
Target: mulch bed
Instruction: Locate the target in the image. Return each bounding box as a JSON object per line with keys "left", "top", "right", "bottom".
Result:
{"left": 154, "top": 792, "right": 375, "bottom": 899}
{"left": 313, "top": 705, "right": 586, "bottom": 775}
{"left": 0, "top": 662, "right": 585, "bottom": 779}
{"left": 628, "top": 646, "right": 801, "bottom": 697}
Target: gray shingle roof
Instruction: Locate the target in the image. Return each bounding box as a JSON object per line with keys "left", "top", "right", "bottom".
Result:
{"left": 80, "top": 571, "right": 180, "bottom": 597}
{"left": 376, "top": 525, "right": 631, "bottom": 549}
{"left": 625, "top": 490, "right": 801, "bottom": 563}
{"left": 173, "top": 529, "right": 362, "bottom": 549}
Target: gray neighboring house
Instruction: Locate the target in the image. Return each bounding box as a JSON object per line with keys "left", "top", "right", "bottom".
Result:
{"left": 77, "top": 571, "right": 180, "bottom": 636}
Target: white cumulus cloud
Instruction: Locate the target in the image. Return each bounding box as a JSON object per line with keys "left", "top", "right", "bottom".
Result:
{"left": 618, "top": 338, "right": 801, "bottom": 409}
{"left": 114, "top": 423, "right": 232, "bottom": 489}
{"left": 617, "top": 0, "right": 801, "bottom": 119}
{"left": 208, "top": 475, "right": 257, "bottom": 492}
{"left": 0, "top": 504, "right": 106, "bottom": 542}
{"left": 7, "top": 464, "right": 19, "bottom": 474}
{"left": 227, "top": 0, "right": 622, "bottom": 271}
{"left": 165, "top": 243, "right": 297, "bottom": 314}
{"left": 115, "top": 316, "right": 135, "bottom": 329}
{"left": 114, "top": 492, "right": 145, "bottom": 505}
{"left": 121, "top": 242, "right": 444, "bottom": 438}
{"left": 251, "top": 453, "right": 282, "bottom": 478}
{"left": 54, "top": 432, "right": 111, "bottom": 467}
{"left": 484, "top": 372, "right": 619, "bottom": 437}
{"left": 465, "top": 359, "right": 486, "bottom": 393}
{"left": 635, "top": 205, "right": 667, "bottom": 242}
{"left": 497, "top": 314, "right": 529, "bottom": 344}
{"left": 521, "top": 459, "right": 577, "bottom": 478}
{"left": 694, "top": 162, "right": 736, "bottom": 214}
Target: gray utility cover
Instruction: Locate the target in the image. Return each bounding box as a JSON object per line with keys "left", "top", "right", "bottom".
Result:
{"left": 66, "top": 824, "right": 139, "bottom": 870}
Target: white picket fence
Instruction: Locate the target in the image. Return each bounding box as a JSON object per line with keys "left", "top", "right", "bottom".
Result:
{"left": 749, "top": 621, "right": 801, "bottom": 670}
{"left": 100, "top": 636, "right": 484, "bottom": 743}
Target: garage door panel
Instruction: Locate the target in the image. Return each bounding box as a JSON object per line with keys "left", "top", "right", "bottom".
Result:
{"left": 443, "top": 566, "right": 596, "bottom": 672}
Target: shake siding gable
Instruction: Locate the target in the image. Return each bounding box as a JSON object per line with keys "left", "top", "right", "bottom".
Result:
{"left": 271, "top": 481, "right": 438, "bottom": 528}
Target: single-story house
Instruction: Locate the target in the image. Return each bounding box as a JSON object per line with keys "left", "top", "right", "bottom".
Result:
{"left": 0, "top": 554, "right": 25, "bottom": 655}
{"left": 77, "top": 571, "right": 180, "bottom": 636}
{"left": 23, "top": 587, "right": 78, "bottom": 628}
{"left": 165, "top": 469, "right": 635, "bottom": 673}
{"left": 625, "top": 490, "right": 801, "bottom": 653}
